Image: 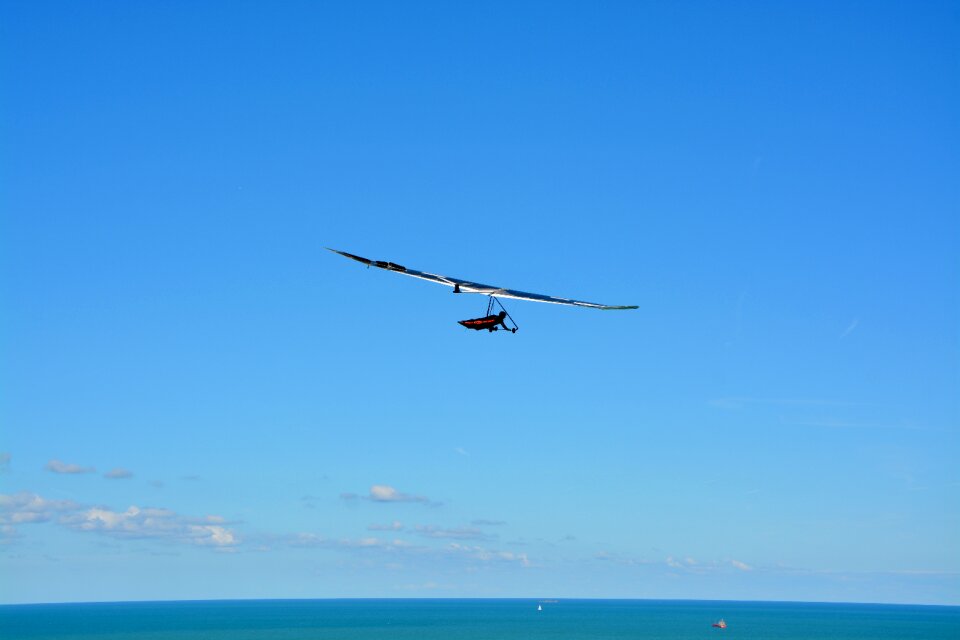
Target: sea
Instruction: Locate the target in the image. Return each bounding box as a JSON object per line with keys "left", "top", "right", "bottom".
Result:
{"left": 1, "top": 599, "right": 958, "bottom": 640}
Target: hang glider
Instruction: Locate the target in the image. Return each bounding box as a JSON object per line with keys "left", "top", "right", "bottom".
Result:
{"left": 327, "top": 248, "right": 637, "bottom": 333}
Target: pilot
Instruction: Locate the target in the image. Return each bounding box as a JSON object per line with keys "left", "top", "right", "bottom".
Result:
{"left": 494, "top": 311, "right": 516, "bottom": 333}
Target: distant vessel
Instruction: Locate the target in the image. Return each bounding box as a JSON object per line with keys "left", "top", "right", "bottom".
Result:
{"left": 537, "top": 604, "right": 543, "bottom": 611}
{"left": 712, "top": 619, "right": 727, "bottom": 629}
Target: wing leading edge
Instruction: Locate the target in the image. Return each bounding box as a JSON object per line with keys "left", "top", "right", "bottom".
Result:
{"left": 326, "top": 248, "right": 638, "bottom": 310}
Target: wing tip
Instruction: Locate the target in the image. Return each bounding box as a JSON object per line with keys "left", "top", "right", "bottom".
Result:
{"left": 600, "top": 305, "right": 639, "bottom": 311}
{"left": 327, "top": 248, "right": 373, "bottom": 265}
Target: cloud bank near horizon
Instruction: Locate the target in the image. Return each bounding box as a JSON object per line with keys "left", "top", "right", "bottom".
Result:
{"left": 0, "top": 491, "right": 238, "bottom": 549}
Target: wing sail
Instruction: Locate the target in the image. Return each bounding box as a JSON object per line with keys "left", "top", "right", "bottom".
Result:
{"left": 326, "top": 248, "right": 637, "bottom": 310}
{"left": 491, "top": 288, "right": 638, "bottom": 310}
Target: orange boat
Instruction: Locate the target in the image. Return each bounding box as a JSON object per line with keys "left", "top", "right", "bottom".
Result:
{"left": 712, "top": 619, "right": 727, "bottom": 629}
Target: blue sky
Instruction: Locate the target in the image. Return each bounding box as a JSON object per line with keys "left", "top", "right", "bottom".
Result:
{"left": 1, "top": 1, "right": 957, "bottom": 605}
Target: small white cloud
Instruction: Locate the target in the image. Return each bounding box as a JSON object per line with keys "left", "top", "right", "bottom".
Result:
{"left": 351, "top": 537, "right": 412, "bottom": 551}
{"left": 271, "top": 531, "right": 414, "bottom": 552}
{"left": 0, "top": 452, "right": 10, "bottom": 474}
{"left": 415, "top": 525, "right": 489, "bottom": 540}
{"left": 363, "top": 485, "right": 437, "bottom": 505}
{"left": 731, "top": 559, "right": 753, "bottom": 571}
{"left": 454, "top": 447, "right": 469, "bottom": 456}
{"left": 284, "top": 532, "right": 326, "bottom": 547}
{"left": 368, "top": 520, "right": 405, "bottom": 531}
{"left": 104, "top": 468, "right": 133, "bottom": 480}
{"left": 471, "top": 519, "right": 506, "bottom": 526}
{"left": 45, "top": 459, "right": 95, "bottom": 475}
{"left": 840, "top": 318, "right": 860, "bottom": 338}
{"left": 446, "top": 543, "right": 530, "bottom": 567}
{"left": 593, "top": 551, "right": 654, "bottom": 566}
{"left": 370, "top": 485, "right": 401, "bottom": 501}
{"left": 354, "top": 537, "right": 383, "bottom": 548}
{"left": 203, "top": 525, "right": 238, "bottom": 547}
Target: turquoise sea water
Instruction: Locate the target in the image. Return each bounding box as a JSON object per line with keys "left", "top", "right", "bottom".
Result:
{"left": 1, "top": 599, "right": 958, "bottom": 640}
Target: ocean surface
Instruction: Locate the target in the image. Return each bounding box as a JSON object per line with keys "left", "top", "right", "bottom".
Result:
{"left": 1, "top": 599, "right": 958, "bottom": 640}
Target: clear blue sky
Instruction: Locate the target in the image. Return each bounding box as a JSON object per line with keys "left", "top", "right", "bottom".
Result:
{"left": 1, "top": 1, "right": 957, "bottom": 605}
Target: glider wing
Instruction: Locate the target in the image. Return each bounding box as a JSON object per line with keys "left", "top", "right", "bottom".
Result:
{"left": 326, "top": 248, "right": 637, "bottom": 310}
